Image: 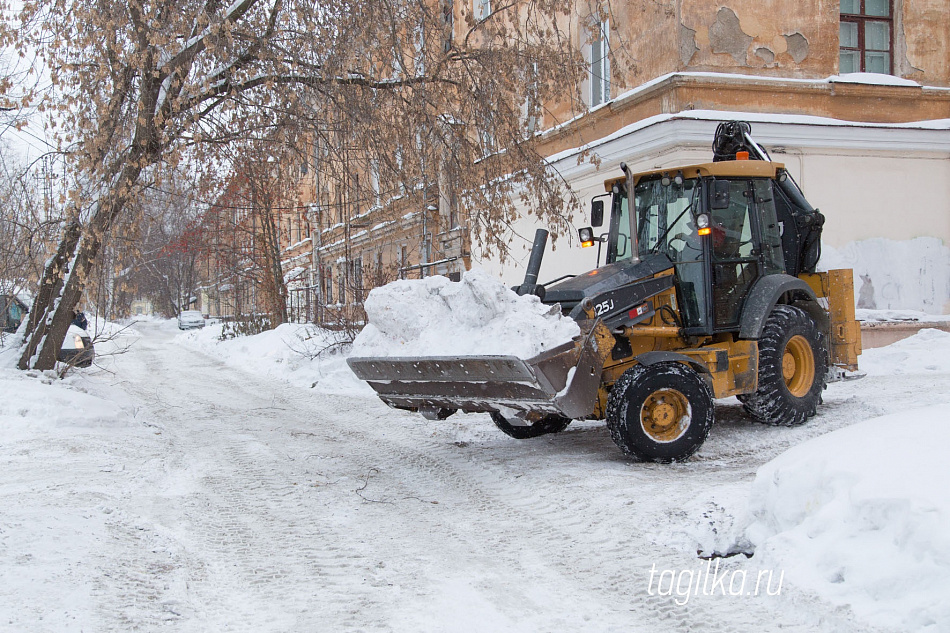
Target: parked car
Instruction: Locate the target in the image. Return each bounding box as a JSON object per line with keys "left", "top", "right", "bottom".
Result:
{"left": 58, "top": 323, "right": 95, "bottom": 367}
{"left": 178, "top": 310, "right": 206, "bottom": 330}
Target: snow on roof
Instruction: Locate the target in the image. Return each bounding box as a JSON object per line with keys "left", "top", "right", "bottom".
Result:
{"left": 544, "top": 109, "right": 950, "bottom": 166}
{"left": 282, "top": 266, "right": 308, "bottom": 284}
{"left": 539, "top": 71, "right": 944, "bottom": 143}
{"left": 828, "top": 72, "right": 921, "bottom": 87}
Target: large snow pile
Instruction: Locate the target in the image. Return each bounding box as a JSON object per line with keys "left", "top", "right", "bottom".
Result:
{"left": 859, "top": 328, "right": 950, "bottom": 376}
{"left": 743, "top": 405, "right": 950, "bottom": 631}
{"left": 352, "top": 268, "right": 580, "bottom": 358}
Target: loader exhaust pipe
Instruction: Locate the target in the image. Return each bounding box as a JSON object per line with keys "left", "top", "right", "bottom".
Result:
{"left": 517, "top": 228, "right": 548, "bottom": 297}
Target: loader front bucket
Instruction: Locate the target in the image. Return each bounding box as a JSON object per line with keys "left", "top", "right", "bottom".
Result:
{"left": 347, "top": 320, "right": 614, "bottom": 421}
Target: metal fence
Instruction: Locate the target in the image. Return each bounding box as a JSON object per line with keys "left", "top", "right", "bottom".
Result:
{"left": 287, "top": 286, "right": 319, "bottom": 324}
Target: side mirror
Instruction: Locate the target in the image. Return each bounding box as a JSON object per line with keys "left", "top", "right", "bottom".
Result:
{"left": 710, "top": 180, "right": 731, "bottom": 210}
{"left": 590, "top": 199, "right": 604, "bottom": 227}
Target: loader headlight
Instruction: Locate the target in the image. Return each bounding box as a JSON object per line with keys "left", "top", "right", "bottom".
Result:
{"left": 579, "top": 227, "right": 595, "bottom": 248}
{"left": 697, "top": 213, "right": 712, "bottom": 236}
{"left": 74, "top": 335, "right": 84, "bottom": 349}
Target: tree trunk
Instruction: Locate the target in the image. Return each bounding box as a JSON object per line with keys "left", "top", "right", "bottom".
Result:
{"left": 255, "top": 188, "right": 287, "bottom": 328}
{"left": 19, "top": 167, "right": 140, "bottom": 370}
{"left": 18, "top": 217, "right": 82, "bottom": 369}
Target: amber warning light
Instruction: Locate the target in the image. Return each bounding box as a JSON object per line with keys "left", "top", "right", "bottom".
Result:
{"left": 578, "top": 227, "right": 595, "bottom": 248}
{"left": 697, "top": 213, "right": 712, "bottom": 236}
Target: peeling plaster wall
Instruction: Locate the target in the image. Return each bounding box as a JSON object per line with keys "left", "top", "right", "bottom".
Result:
{"left": 605, "top": 2, "right": 683, "bottom": 90}
{"left": 543, "top": 1, "right": 948, "bottom": 126}
{"left": 678, "top": 0, "right": 838, "bottom": 77}
{"left": 607, "top": 0, "right": 948, "bottom": 92}
{"left": 901, "top": 0, "right": 950, "bottom": 85}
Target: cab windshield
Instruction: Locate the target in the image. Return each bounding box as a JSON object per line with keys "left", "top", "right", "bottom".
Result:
{"left": 632, "top": 176, "right": 701, "bottom": 261}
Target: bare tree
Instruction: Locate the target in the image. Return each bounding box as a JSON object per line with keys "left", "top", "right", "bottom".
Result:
{"left": 195, "top": 136, "right": 297, "bottom": 328}
{"left": 0, "top": 150, "right": 59, "bottom": 297}
{"left": 7, "top": 0, "right": 586, "bottom": 370}
{"left": 132, "top": 185, "right": 205, "bottom": 318}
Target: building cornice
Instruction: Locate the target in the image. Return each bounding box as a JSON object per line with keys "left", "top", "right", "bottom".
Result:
{"left": 537, "top": 72, "right": 950, "bottom": 160}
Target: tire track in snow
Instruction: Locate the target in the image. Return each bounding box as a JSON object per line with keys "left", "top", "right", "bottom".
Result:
{"left": 103, "top": 323, "right": 882, "bottom": 632}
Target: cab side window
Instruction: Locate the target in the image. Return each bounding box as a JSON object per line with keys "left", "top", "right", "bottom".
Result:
{"left": 710, "top": 181, "right": 757, "bottom": 328}
{"left": 754, "top": 179, "right": 785, "bottom": 274}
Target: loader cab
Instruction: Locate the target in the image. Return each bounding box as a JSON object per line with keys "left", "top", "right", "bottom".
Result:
{"left": 603, "top": 163, "right": 787, "bottom": 337}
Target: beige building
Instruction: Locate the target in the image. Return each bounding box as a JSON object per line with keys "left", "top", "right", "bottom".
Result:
{"left": 296, "top": 0, "right": 949, "bottom": 322}
{"left": 479, "top": 0, "right": 950, "bottom": 313}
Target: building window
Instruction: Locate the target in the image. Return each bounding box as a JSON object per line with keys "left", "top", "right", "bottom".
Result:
{"left": 590, "top": 20, "right": 610, "bottom": 107}
{"left": 338, "top": 265, "right": 346, "bottom": 305}
{"left": 443, "top": 0, "right": 454, "bottom": 52}
{"left": 840, "top": 0, "right": 892, "bottom": 74}
{"left": 474, "top": 0, "right": 489, "bottom": 21}
{"left": 351, "top": 257, "right": 363, "bottom": 304}
{"left": 325, "top": 268, "right": 333, "bottom": 304}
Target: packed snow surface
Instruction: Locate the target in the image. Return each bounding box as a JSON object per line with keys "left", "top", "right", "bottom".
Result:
{"left": 743, "top": 404, "right": 950, "bottom": 632}
{"left": 352, "top": 268, "right": 580, "bottom": 358}
{"left": 4, "top": 309, "right": 950, "bottom": 631}
{"left": 859, "top": 328, "right": 950, "bottom": 375}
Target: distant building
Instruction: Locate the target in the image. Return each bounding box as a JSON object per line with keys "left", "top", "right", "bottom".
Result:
{"left": 130, "top": 298, "right": 153, "bottom": 317}
{"left": 1, "top": 294, "right": 29, "bottom": 333}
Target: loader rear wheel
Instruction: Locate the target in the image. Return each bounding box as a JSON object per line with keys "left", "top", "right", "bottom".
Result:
{"left": 742, "top": 304, "right": 827, "bottom": 426}
{"left": 489, "top": 412, "right": 572, "bottom": 439}
{"left": 606, "top": 362, "right": 714, "bottom": 463}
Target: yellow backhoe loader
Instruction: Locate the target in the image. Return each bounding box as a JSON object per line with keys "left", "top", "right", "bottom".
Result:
{"left": 349, "top": 121, "right": 862, "bottom": 462}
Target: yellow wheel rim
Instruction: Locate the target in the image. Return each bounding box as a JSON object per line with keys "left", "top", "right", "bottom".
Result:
{"left": 783, "top": 335, "right": 815, "bottom": 398}
{"left": 640, "top": 389, "right": 691, "bottom": 443}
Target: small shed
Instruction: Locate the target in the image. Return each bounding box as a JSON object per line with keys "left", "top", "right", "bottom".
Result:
{"left": 2, "top": 294, "right": 29, "bottom": 333}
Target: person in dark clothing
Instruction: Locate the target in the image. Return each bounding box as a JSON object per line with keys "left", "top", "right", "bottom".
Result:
{"left": 72, "top": 309, "right": 88, "bottom": 330}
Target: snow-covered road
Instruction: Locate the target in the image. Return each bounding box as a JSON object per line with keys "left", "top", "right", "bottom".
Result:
{"left": 4, "top": 321, "right": 950, "bottom": 632}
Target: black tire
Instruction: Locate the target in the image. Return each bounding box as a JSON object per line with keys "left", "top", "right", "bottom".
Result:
{"left": 606, "top": 362, "right": 714, "bottom": 463}
{"left": 742, "top": 304, "right": 827, "bottom": 426}
{"left": 489, "top": 412, "right": 572, "bottom": 439}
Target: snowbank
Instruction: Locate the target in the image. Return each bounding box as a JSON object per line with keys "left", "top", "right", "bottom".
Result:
{"left": 857, "top": 308, "right": 950, "bottom": 323}
{"left": 176, "top": 321, "right": 371, "bottom": 395}
{"left": 858, "top": 327, "right": 950, "bottom": 376}
{"left": 743, "top": 405, "right": 950, "bottom": 631}
{"left": 0, "top": 368, "right": 131, "bottom": 438}
{"left": 352, "top": 268, "right": 580, "bottom": 359}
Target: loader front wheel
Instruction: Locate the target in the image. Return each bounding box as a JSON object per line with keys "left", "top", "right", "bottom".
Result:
{"left": 606, "top": 362, "right": 714, "bottom": 463}
{"left": 489, "top": 412, "right": 572, "bottom": 439}
{"left": 742, "top": 304, "right": 827, "bottom": 426}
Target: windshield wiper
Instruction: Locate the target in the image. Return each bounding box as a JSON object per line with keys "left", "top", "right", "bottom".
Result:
{"left": 650, "top": 203, "right": 693, "bottom": 254}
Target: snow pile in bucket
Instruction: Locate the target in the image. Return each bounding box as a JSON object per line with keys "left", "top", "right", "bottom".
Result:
{"left": 742, "top": 405, "right": 950, "bottom": 631}
{"left": 352, "top": 268, "right": 580, "bottom": 358}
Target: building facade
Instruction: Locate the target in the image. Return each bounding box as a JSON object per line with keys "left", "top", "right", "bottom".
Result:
{"left": 247, "top": 0, "right": 950, "bottom": 324}
{"left": 481, "top": 0, "right": 950, "bottom": 313}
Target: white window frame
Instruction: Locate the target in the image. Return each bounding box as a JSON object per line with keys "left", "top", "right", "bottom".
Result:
{"left": 589, "top": 19, "right": 610, "bottom": 108}
{"left": 474, "top": 0, "right": 490, "bottom": 21}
